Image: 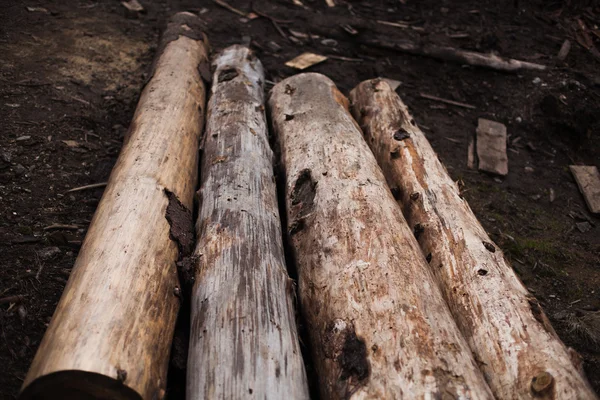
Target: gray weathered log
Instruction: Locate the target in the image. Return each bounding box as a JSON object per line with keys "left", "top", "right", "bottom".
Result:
{"left": 350, "top": 78, "right": 598, "bottom": 400}
{"left": 20, "top": 12, "right": 208, "bottom": 400}
{"left": 270, "top": 73, "right": 494, "bottom": 400}
{"left": 187, "top": 45, "right": 309, "bottom": 400}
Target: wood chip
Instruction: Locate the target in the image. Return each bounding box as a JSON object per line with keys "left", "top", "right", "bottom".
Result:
{"left": 382, "top": 78, "right": 402, "bottom": 90}
{"left": 121, "top": 0, "right": 144, "bottom": 12}
{"left": 557, "top": 39, "right": 571, "bottom": 61}
{"left": 570, "top": 165, "right": 600, "bottom": 214}
{"left": 62, "top": 140, "right": 79, "bottom": 148}
{"left": 476, "top": 118, "right": 508, "bottom": 176}
{"left": 285, "top": 53, "right": 327, "bottom": 70}
{"left": 325, "top": 0, "right": 335, "bottom": 6}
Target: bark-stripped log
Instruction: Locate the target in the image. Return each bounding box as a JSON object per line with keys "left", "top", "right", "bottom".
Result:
{"left": 269, "top": 73, "right": 494, "bottom": 400}
{"left": 350, "top": 78, "right": 598, "bottom": 400}
{"left": 187, "top": 46, "right": 309, "bottom": 399}
{"left": 20, "top": 13, "right": 208, "bottom": 400}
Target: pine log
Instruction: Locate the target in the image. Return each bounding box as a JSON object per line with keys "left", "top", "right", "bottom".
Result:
{"left": 350, "top": 78, "right": 598, "bottom": 400}
{"left": 187, "top": 46, "right": 309, "bottom": 399}
{"left": 269, "top": 73, "right": 494, "bottom": 400}
{"left": 20, "top": 13, "right": 208, "bottom": 400}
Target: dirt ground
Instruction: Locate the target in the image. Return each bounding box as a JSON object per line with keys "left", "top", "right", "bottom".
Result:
{"left": 1, "top": 0, "right": 599, "bottom": 398}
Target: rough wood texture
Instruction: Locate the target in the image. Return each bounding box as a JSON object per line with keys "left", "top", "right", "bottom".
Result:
{"left": 20, "top": 13, "right": 208, "bottom": 400}
{"left": 187, "top": 46, "right": 309, "bottom": 400}
{"left": 476, "top": 118, "right": 508, "bottom": 176}
{"left": 270, "top": 73, "right": 494, "bottom": 400}
{"left": 570, "top": 165, "right": 600, "bottom": 214}
{"left": 350, "top": 78, "right": 598, "bottom": 400}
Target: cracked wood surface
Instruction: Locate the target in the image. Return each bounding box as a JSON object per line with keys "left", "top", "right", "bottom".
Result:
{"left": 350, "top": 78, "right": 597, "bottom": 400}
{"left": 187, "top": 46, "right": 309, "bottom": 400}
{"left": 270, "top": 73, "right": 494, "bottom": 400}
{"left": 20, "top": 13, "right": 207, "bottom": 400}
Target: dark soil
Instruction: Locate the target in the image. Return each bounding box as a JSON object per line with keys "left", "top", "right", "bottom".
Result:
{"left": 1, "top": 0, "right": 599, "bottom": 399}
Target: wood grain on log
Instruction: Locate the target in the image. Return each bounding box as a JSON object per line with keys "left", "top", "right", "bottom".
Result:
{"left": 269, "top": 73, "right": 494, "bottom": 400}
{"left": 187, "top": 46, "right": 309, "bottom": 400}
{"left": 20, "top": 12, "right": 208, "bottom": 400}
{"left": 350, "top": 78, "right": 598, "bottom": 400}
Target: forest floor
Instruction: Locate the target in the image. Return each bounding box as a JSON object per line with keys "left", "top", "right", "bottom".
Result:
{"left": 1, "top": 0, "right": 599, "bottom": 398}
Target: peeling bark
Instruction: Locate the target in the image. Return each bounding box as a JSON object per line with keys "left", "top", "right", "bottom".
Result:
{"left": 270, "top": 73, "right": 494, "bottom": 400}
{"left": 350, "top": 78, "right": 597, "bottom": 400}
{"left": 187, "top": 46, "right": 309, "bottom": 400}
{"left": 20, "top": 12, "right": 208, "bottom": 400}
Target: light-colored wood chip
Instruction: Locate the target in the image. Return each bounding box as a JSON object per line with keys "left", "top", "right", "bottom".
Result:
{"left": 476, "top": 118, "right": 508, "bottom": 176}
{"left": 570, "top": 165, "right": 600, "bottom": 213}
{"left": 285, "top": 53, "right": 327, "bottom": 70}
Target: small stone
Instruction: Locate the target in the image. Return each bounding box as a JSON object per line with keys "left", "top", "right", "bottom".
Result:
{"left": 13, "top": 164, "right": 26, "bottom": 177}
{"left": 576, "top": 222, "right": 592, "bottom": 233}
{"left": 515, "top": 116, "right": 522, "bottom": 123}
{"left": 531, "top": 194, "right": 542, "bottom": 201}
{"left": 39, "top": 246, "right": 61, "bottom": 260}
{"left": 16, "top": 136, "right": 31, "bottom": 142}
{"left": 494, "top": 177, "right": 503, "bottom": 183}
{"left": 532, "top": 77, "right": 541, "bottom": 85}
{"left": 549, "top": 188, "right": 555, "bottom": 202}
{"left": 524, "top": 166, "right": 534, "bottom": 173}
{"left": 321, "top": 38, "right": 338, "bottom": 47}
{"left": 17, "top": 305, "right": 27, "bottom": 323}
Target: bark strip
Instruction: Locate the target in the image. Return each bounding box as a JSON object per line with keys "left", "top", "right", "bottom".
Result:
{"left": 269, "top": 73, "right": 494, "bottom": 400}
{"left": 187, "top": 45, "right": 309, "bottom": 400}
{"left": 20, "top": 12, "right": 208, "bottom": 400}
{"left": 350, "top": 78, "right": 597, "bottom": 400}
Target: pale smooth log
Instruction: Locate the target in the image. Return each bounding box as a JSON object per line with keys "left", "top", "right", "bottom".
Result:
{"left": 350, "top": 78, "right": 597, "bottom": 400}
{"left": 20, "top": 13, "right": 208, "bottom": 400}
{"left": 269, "top": 73, "right": 494, "bottom": 400}
{"left": 187, "top": 46, "right": 309, "bottom": 399}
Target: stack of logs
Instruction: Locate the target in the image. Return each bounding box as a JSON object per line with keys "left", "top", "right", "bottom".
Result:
{"left": 19, "top": 12, "right": 597, "bottom": 400}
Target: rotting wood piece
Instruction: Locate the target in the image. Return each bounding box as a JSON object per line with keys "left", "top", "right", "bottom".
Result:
{"left": 350, "top": 78, "right": 598, "bottom": 400}
{"left": 187, "top": 45, "right": 309, "bottom": 400}
{"left": 361, "top": 39, "right": 547, "bottom": 72}
{"left": 270, "top": 73, "right": 494, "bottom": 400}
{"left": 570, "top": 165, "right": 600, "bottom": 214}
{"left": 20, "top": 12, "right": 208, "bottom": 400}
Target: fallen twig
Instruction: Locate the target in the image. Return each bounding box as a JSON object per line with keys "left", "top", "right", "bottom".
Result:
{"left": 420, "top": 93, "right": 476, "bottom": 109}
{"left": 0, "top": 295, "right": 26, "bottom": 306}
{"left": 43, "top": 224, "right": 80, "bottom": 231}
{"left": 326, "top": 55, "right": 363, "bottom": 62}
{"left": 213, "top": 0, "right": 257, "bottom": 19}
{"left": 65, "top": 182, "right": 107, "bottom": 193}
{"left": 362, "top": 39, "right": 547, "bottom": 72}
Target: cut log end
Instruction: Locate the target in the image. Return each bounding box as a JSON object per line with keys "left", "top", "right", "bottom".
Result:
{"left": 19, "top": 371, "right": 143, "bottom": 400}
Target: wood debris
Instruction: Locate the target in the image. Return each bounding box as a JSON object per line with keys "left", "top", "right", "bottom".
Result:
{"left": 476, "top": 118, "right": 508, "bottom": 176}
{"left": 285, "top": 53, "right": 327, "bottom": 70}
{"left": 121, "top": 0, "right": 144, "bottom": 13}
{"left": 557, "top": 39, "right": 571, "bottom": 61}
{"left": 62, "top": 140, "right": 79, "bottom": 148}
{"left": 65, "top": 182, "right": 108, "bottom": 193}
{"left": 382, "top": 78, "right": 402, "bottom": 90}
{"left": 570, "top": 165, "right": 600, "bottom": 214}
{"left": 420, "top": 93, "right": 476, "bottom": 109}
{"left": 362, "top": 39, "right": 547, "bottom": 72}
{"left": 325, "top": 0, "right": 335, "bottom": 6}
{"left": 213, "top": 0, "right": 258, "bottom": 19}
